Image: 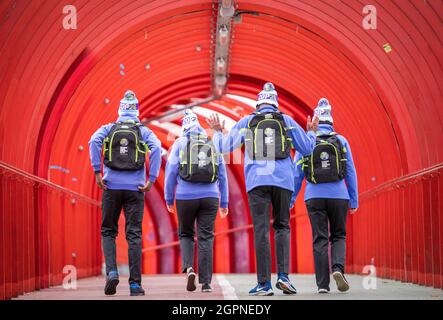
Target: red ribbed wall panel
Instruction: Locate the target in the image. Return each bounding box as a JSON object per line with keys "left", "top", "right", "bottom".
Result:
{"left": 0, "top": 0, "right": 442, "bottom": 299}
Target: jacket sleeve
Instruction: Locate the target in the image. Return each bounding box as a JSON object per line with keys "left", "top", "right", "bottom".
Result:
{"left": 213, "top": 116, "right": 249, "bottom": 154}
{"left": 342, "top": 136, "right": 358, "bottom": 209}
{"left": 88, "top": 124, "right": 112, "bottom": 173}
{"left": 284, "top": 116, "right": 316, "bottom": 157}
{"left": 217, "top": 153, "right": 229, "bottom": 209}
{"left": 291, "top": 152, "right": 305, "bottom": 208}
{"left": 142, "top": 127, "right": 162, "bottom": 183}
{"left": 164, "top": 140, "right": 180, "bottom": 206}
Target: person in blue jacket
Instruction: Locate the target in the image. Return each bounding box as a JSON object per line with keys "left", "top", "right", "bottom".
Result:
{"left": 207, "top": 82, "right": 319, "bottom": 296}
{"left": 89, "top": 90, "right": 161, "bottom": 297}
{"left": 164, "top": 110, "right": 229, "bottom": 293}
{"left": 292, "top": 98, "right": 358, "bottom": 294}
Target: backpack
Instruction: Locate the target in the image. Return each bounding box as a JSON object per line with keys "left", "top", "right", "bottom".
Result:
{"left": 103, "top": 121, "right": 148, "bottom": 171}
{"left": 179, "top": 135, "right": 219, "bottom": 183}
{"left": 246, "top": 111, "right": 292, "bottom": 160}
{"left": 299, "top": 132, "right": 347, "bottom": 184}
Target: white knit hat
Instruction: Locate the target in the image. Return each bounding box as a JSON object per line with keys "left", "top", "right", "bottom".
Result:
{"left": 181, "top": 109, "right": 200, "bottom": 130}
{"left": 256, "top": 82, "right": 278, "bottom": 108}
{"left": 118, "top": 90, "right": 139, "bottom": 116}
{"left": 314, "top": 98, "right": 333, "bottom": 123}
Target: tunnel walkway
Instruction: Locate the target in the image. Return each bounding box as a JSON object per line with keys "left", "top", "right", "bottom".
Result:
{"left": 14, "top": 274, "right": 443, "bottom": 300}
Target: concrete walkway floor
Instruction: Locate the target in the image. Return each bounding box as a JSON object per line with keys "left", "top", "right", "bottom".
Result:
{"left": 14, "top": 274, "right": 443, "bottom": 300}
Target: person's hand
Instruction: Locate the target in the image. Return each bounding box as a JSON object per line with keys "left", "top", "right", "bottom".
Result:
{"left": 167, "top": 204, "right": 176, "bottom": 214}
{"left": 95, "top": 173, "right": 107, "bottom": 190}
{"left": 350, "top": 208, "right": 358, "bottom": 215}
{"left": 206, "top": 113, "right": 225, "bottom": 132}
{"left": 219, "top": 207, "right": 229, "bottom": 218}
{"left": 307, "top": 114, "right": 319, "bottom": 132}
{"left": 138, "top": 181, "right": 153, "bottom": 192}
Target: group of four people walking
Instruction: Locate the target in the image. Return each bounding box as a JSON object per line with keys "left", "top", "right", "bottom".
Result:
{"left": 89, "top": 83, "right": 358, "bottom": 296}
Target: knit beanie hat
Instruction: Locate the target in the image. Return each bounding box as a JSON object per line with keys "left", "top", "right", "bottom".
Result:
{"left": 314, "top": 98, "right": 333, "bottom": 123}
{"left": 256, "top": 82, "right": 278, "bottom": 108}
{"left": 118, "top": 90, "right": 139, "bottom": 116}
{"left": 181, "top": 109, "right": 200, "bottom": 131}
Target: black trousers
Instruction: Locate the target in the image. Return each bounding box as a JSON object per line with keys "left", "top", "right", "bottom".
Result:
{"left": 306, "top": 198, "right": 349, "bottom": 290}
{"left": 101, "top": 189, "right": 144, "bottom": 285}
{"left": 176, "top": 198, "right": 219, "bottom": 284}
{"left": 247, "top": 186, "right": 292, "bottom": 283}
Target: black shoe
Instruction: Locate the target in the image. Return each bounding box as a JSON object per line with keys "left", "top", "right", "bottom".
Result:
{"left": 186, "top": 268, "right": 197, "bottom": 292}
{"left": 332, "top": 271, "right": 350, "bottom": 292}
{"left": 318, "top": 288, "right": 330, "bottom": 294}
{"left": 202, "top": 283, "right": 212, "bottom": 293}
{"left": 104, "top": 271, "right": 119, "bottom": 295}
{"left": 129, "top": 283, "right": 145, "bottom": 296}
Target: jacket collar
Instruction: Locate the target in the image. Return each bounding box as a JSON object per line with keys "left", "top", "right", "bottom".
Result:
{"left": 255, "top": 104, "right": 278, "bottom": 113}
{"left": 117, "top": 114, "right": 140, "bottom": 123}
{"left": 317, "top": 123, "right": 334, "bottom": 134}
{"left": 183, "top": 124, "right": 207, "bottom": 137}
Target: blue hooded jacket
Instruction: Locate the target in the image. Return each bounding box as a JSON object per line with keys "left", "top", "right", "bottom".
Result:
{"left": 164, "top": 125, "right": 229, "bottom": 208}
{"left": 88, "top": 114, "right": 162, "bottom": 191}
{"left": 292, "top": 124, "right": 358, "bottom": 208}
{"left": 213, "top": 104, "right": 317, "bottom": 193}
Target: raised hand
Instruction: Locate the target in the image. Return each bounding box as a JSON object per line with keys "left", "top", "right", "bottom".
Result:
{"left": 307, "top": 114, "right": 319, "bottom": 132}
{"left": 206, "top": 113, "right": 225, "bottom": 132}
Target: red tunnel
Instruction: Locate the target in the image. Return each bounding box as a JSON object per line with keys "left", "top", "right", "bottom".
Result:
{"left": 0, "top": 0, "right": 442, "bottom": 299}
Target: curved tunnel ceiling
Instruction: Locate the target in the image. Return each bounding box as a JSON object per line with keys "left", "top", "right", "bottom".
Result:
{"left": 0, "top": 0, "right": 442, "bottom": 272}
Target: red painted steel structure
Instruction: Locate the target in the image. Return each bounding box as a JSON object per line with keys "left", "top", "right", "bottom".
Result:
{"left": 0, "top": 0, "right": 442, "bottom": 299}
{"left": 0, "top": 161, "right": 102, "bottom": 300}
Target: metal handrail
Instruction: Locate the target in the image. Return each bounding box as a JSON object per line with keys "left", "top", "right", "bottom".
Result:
{"left": 144, "top": 162, "right": 443, "bottom": 252}
{"left": 2, "top": 160, "right": 441, "bottom": 252}
{"left": 0, "top": 160, "right": 101, "bottom": 207}
{"left": 359, "top": 162, "right": 443, "bottom": 201}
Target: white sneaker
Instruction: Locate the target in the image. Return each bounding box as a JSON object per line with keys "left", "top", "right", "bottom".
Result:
{"left": 318, "top": 288, "right": 330, "bottom": 294}
{"left": 332, "top": 271, "right": 350, "bottom": 292}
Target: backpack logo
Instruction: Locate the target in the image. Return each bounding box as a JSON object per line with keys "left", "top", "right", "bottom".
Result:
{"left": 320, "top": 152, "right": 330, "bottom": 169}
{"left": 198, "top": 151, "right": 207, "bottom": 167}
{"left": 120, "top": 146, "right": 128, "bottom": 155}
{"left": 119, "top": 138, "right": 129, "bottom": 155}
{"left": 264, "top": 127, "right": 274, "bottom": 145}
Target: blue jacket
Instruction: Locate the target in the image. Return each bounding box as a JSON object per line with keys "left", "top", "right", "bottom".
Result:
{"left": 292, "top": 124, "right": 358, "bottom": 208}
{"left": 88, "top": 114, "right": 162, "bottom": 191}
{"left": 164, "top": 125, "right": 229, "bottom": 208}
{"left": 213, "top": 105, "right": 316, "bottom": 193}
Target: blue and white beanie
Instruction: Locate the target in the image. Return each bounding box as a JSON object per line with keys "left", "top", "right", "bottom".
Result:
{"left": 314, "top": 98, "right": 333, "bottom": 123}
{"left": 256, "top": 82, "right": 278, "bottom": 108}
{"left": 181, "top": 109, "right": 200, "bottom": 131}
{"left": 118, "top": 90, "right": 139, "bottom": 116}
